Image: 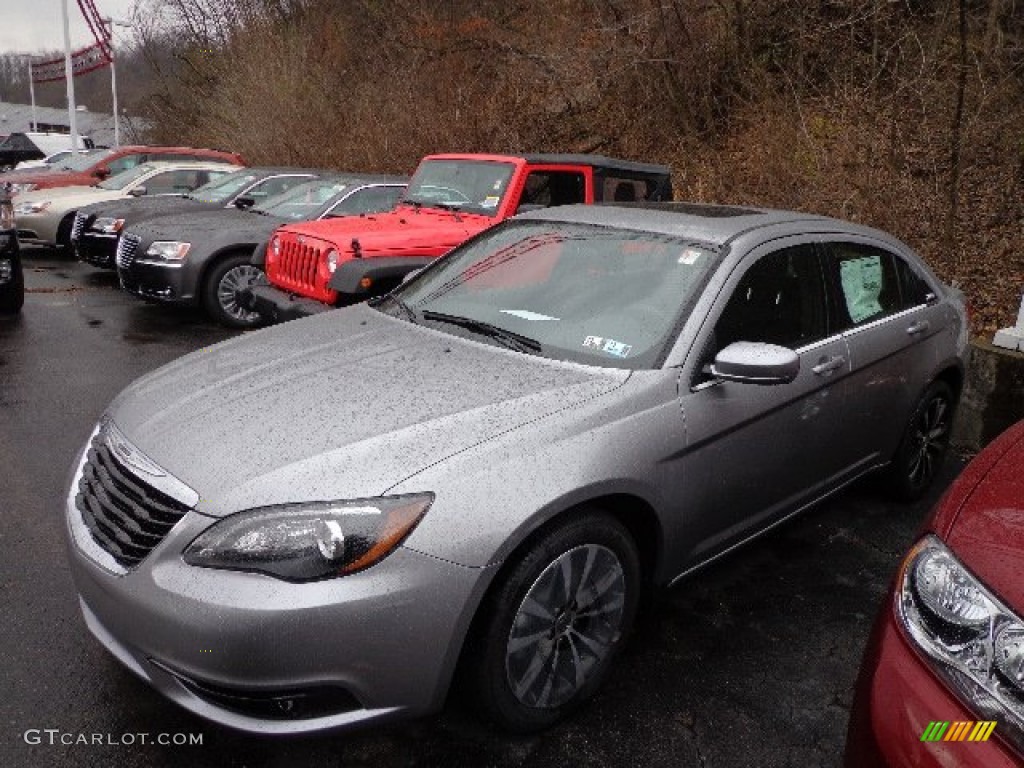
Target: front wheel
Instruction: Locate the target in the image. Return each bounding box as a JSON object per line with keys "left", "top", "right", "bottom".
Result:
{"left": 887, "top": 380, "right": 956, "bottom": 501}
{"left": 465, "top": 511, "right": 640, "bottom": 732}
{"left": 202, "top": 254, "right": 264, "bottom": 329}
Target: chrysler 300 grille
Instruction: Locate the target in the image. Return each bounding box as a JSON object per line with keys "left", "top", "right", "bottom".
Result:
{"left": 76, "top": 434, "right": 190, "bottom": 568}
{"left": 116, "top": 233, "right": 141, "bottom": 270}
{"left": 70, "top": 211, "right": 87, "bottom": 242}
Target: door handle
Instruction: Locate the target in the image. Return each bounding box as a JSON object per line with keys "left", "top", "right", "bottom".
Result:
{"left": 907, "top": 320, "right": 931, "bottom": 335}
{"left": 812, "top": 355, "right": 845, "bottom": 376}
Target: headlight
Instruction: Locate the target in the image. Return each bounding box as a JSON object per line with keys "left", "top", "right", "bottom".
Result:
{"left": 93, "top": 217, "right": 124, "bottom": 234}
{"left": 326, "top": 249, "right": 339, "bottom": 273}
{"left": 271, "top": 235, "right": 280, "bottom": 257}
{"left": 144, "top": 241, "right": 191, "bottom": 261}
{"left": 0, "top": 199, "right": 12, "bottom": 230}
{"left": 182, "top": 493, "right": 433, "bottom": 581}
{"left": 14, "top": 200, "right": 50, "bottom": 215}
{"left": 9, "top": 183, "right": 36, "bottom": 194}
{"left": 897, "top": 535, "right": 1024, "bottom": 753}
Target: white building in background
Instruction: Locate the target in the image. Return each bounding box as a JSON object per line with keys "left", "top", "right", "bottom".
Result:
{"left": 0, "top": 101, "right": 146, "bottom": 147}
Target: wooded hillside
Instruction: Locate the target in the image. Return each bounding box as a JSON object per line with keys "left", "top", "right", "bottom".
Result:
{"left": 19, "top": 1, "right": 1024, "bottom": 331}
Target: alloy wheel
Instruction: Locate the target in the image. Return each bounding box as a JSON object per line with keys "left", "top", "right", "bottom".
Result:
{"left": 217, "top": 264, "right": 262, "bottom": 324}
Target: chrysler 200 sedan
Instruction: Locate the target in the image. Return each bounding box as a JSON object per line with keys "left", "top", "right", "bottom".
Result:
{"left": 65, "top": 203, "right": 968, "bottom": 734}
{"left": 845, "top": 419, "right": 1024, "bottom": 766}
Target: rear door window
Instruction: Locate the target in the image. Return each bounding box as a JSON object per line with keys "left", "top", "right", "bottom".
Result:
{"left": 824, "top": 242, "right": 903, "bottom": 328}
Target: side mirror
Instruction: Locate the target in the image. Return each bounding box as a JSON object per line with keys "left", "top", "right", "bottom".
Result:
{"left": 400, "top": 267, "right": 424, "bottom": 285}
{"left": 94, "top": 167, "right": 110, "bottom": 179}
{"left": 128, "top": 186, "right": 147, "bottom": 197}
{"left": 710, "top": 341, "right": 799, "bottom": 385}
{"left": 234, "top": 195, "right": 255, "bottom": 210}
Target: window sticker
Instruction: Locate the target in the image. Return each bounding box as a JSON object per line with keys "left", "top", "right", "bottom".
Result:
{"left": 678, "top": 248, "right": 703, "bottom": 265}
{"left": 482, "top": 195, "right": 500, "bottom": 208}
{"left": 583, "top": 335, "right": 632, "bottom": 358}
{"left": 840, "top": 255, "right": 883, "bottom": 323}
{"left": 492, "top": 180, "right": 503, "bottom": 191}
{"left": 500, "top": 309, "right": 559, "bottom": 321}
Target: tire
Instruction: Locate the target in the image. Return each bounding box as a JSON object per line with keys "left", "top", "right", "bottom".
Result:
{"left": 0, "top": 254, "right": 24, "bottom": 314}
{"left": 886, "top": 380, "right": 956, "bottom": 502}
{"left": 465, "top": 511, "right": 640, "bottom": 732}
{"left": 55, "top": 213, "right": 76, "bottom": 255}
{"left": 201, "top": 253, "right": 264, "bottom": 329}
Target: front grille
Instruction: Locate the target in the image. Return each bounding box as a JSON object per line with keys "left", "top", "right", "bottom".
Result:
{"left": 70, "top": 211, "right": 86, "bottom": 243}
{"left": 76, "top": 434, "right": 190, "bottom": 568}
{"left": 116, "top": 233, "right": 141, "bottom": 270}
{"left": 272, "top": 236, "right": 323, "bottom": 295}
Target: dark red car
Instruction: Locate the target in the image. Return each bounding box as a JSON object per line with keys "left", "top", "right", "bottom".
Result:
{"left": 845, "top": 419, "right": 1024, "bottom": 767}
{"left": 1, "top": 145, "right": 245, "bottom": 194}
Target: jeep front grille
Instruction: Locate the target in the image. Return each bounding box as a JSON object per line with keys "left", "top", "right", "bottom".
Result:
{"left": 116, "top": 233, "right": 141, "bottom": 270}
{"left": 271, "top": 235, "right": 324, "bottom": 296}
{"left": 75, "top": 432, "right": 191, "bottom": 568}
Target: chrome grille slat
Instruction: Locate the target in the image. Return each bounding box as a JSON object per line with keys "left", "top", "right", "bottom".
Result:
{"left": 116, "top": 233, "right": 141, "bottom": 270}
{"left": 70, "top": 211, "right": 86, "bottom": 242}
{"left": 75, "top": 435, "right": 190, "bottom": 568}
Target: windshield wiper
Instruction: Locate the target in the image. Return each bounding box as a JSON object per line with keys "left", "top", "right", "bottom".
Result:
{"left": 371, "top": 293, "right": 417, "bottom": 323}
{"left": 421, "top": 310, "right": 541, "bottom": 353}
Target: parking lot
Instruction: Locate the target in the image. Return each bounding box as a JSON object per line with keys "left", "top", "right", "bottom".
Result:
{"left": 0, "top": 248, "right": 963, "bottom": 768}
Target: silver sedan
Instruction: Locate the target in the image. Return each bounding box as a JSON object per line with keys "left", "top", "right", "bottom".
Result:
{"left": 64, "top": 202, "right": 968, "bottom": 734}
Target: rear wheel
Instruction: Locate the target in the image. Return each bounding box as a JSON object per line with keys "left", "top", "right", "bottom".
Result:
{"left": 202, "top": 253, "right": 264, "bottom": 328}
{"left": 887, "top": 380, "right": 956, "bottom": 501}
{"left": 465, "top": 511, "right": 640, "bottom": 732}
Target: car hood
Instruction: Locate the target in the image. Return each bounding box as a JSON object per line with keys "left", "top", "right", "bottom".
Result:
{"left": 17, "top": 185, "right": 126, "bottom": 208}
{"left": 947, "top": 425, "right": 1024, "bottom": 611}
{"left": 128, "top": 208, "right": 281, "bottom": 246}
{"left": 107, "top": 303, "right": 628, "bottom": 517}
{"left": 280, "top": 206, "right": 490, "bottom": 255}
{"left": 76, "top": 194, "right": 214, "bottom": 220}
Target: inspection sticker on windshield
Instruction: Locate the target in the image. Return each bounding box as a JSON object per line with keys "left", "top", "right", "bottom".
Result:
{"left": 482, "top": 195, "right": 500, "bottom": 208}
{"left": 501, "top": 309, "right": 559, "bottom": 321}
{"left": 584, "top": 336, "right": 632, "bottom": 358}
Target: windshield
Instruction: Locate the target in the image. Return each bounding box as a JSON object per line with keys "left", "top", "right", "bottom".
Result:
{"left": 59, "top": 148, "right": 112, "bottom": 171}
{"left": 187, "top": 170, "right": 259, "bottom": 203}
{"left": 255, "top": 178, "right": 348, "bottom": 220}
{"left": 97, "top": 163, "right": 157, "bottom": 190}
{"left": 401, "top": 159, "right": 515, "bottom": 217}
{"left": 379, "top": 220, "right": 719, "bottom": 369}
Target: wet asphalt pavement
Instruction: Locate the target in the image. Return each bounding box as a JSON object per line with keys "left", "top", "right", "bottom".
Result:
{"left": 0, "top": 249, "right": 963, "bottom": 768}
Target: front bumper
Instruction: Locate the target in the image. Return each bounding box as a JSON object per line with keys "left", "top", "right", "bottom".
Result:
{"left": 118, "top": 261, "right": 196, "bottom": 305}
{"left": 65, "top": 480, "right": 488, "bottom": 734}
{"left": 844, "top": 607, "right": 1021, "bottom": 767}
{"left": 76, "top": 231, "right": 118, "bottom": 269}
{"left": 15, "top": 211, "right": 59, "bottom": 246}
{"left": 239, "top": 283, "right": 331, "bottom": 323}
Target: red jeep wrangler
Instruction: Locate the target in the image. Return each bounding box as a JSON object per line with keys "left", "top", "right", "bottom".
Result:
{"left": 243, "top": 153, "right": 673, "bottom": 322}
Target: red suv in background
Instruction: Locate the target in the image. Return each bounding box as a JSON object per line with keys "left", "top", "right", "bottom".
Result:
{"left": 242, "top": 152, "right": 673, "bottom": 322}
{"left": 845, "top": 419, "right": 1024, "bottom": 767}
{"left": 1, "top": 145, "right": 245, "bottom": 194}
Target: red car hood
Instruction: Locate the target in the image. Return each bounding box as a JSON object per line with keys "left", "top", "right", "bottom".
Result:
{"left": 945, "top": 422, "right": 1024, "bottom": 611}
{"left": 279, "top": 206, "right": 493, "bottom": 255}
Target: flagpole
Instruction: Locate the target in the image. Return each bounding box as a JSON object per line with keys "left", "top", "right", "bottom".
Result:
{"left": 104, "top": 18, "right": 120, "bottom": 147}
{"left": 60, "top": 0, "right": 80, "bottom": 149}
{"left": 27, "top": 61, "right": 37, "bottom": 132}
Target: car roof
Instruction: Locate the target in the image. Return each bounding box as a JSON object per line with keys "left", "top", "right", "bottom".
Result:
{"left": 315, "top": 173, "right": 410, "bottom": 185}
{"left": 135, "top": 160, "right": 243, "bottom": 171}
{"left": 423, "top": 153, "right": 670, "bottom": 176}
{"left": 516, "top": 201, "right": 893, "bottom": 247}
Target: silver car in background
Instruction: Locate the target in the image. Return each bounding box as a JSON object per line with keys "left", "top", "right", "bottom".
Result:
{"left": 64, "top": 202, "right": 968, "bottom": 734}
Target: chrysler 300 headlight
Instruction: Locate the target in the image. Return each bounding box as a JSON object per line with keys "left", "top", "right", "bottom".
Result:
{"left": 183, "top": 494, "right": 433, "bottom": 581}
{"left": 897, "top": 535, "right": 1024, "bottom": 754}
{"left": 93, "top": 217, "right": 124, "bottom": 235}
{"left": 143, "top": 241, "right": 191, "bottom": 262}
